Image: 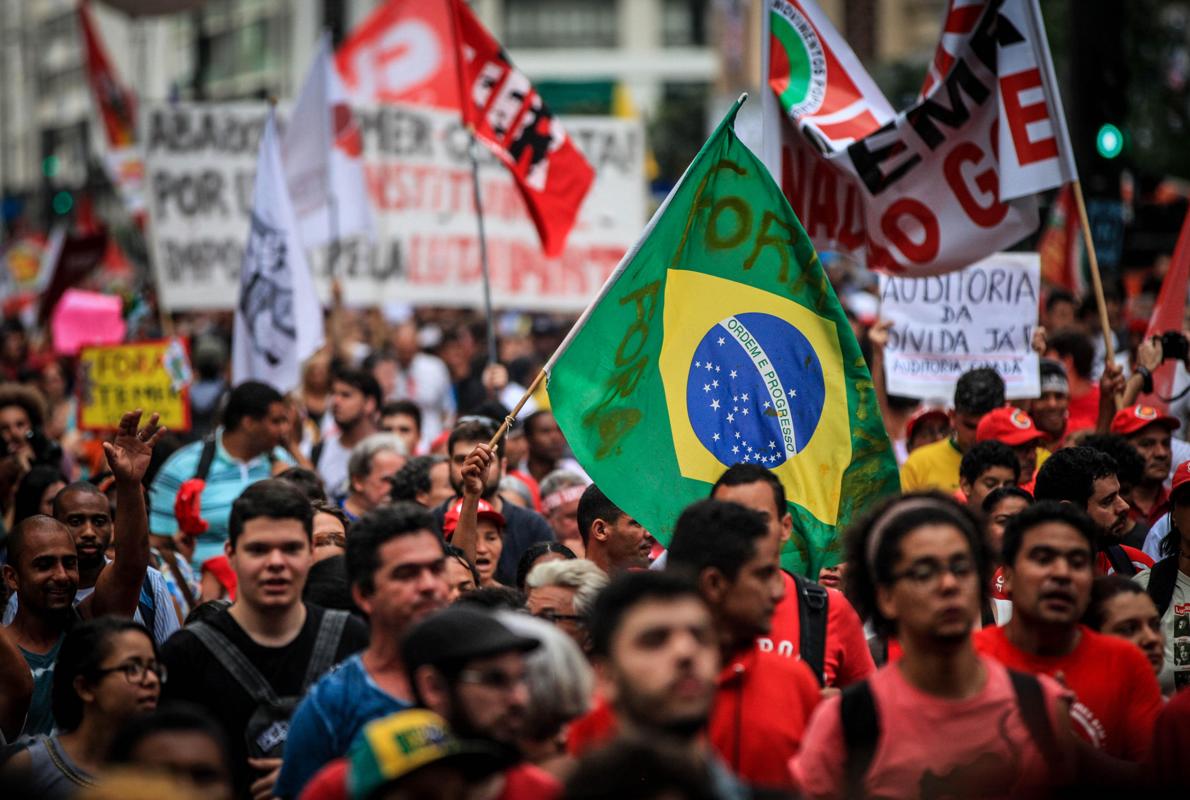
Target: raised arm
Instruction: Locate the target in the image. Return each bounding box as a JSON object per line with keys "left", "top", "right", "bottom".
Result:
{"left": 867, "top": 320, "right": 896, "bottom": 442}
{"left": 453, "top": 444, "right": 494, "bottom": 569}
{"left": 84, "top": 410, "right": 164, "bottom": 619}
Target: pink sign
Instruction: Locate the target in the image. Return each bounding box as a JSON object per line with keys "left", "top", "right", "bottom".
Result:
{"left": 52, "top": 289, "right": 125, "bottom": 355}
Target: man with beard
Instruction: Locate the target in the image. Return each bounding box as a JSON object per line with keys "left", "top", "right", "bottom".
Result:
{"left": 976, "top": 502, "right": 1162, "bottom": 768}
{"left": 434, "top": 419, "right": 554, "bottom": 585}
{"left": 1034, "top": 447, "right": 1154, "bottom": 576}
{"left": 586, "top": 571, "right": 746, "bottom": 798}
{"left": 402, "top": 606, "right": 558, "bottom": 799}
{"left": 311, "top": 367, "right": 382, "bottom": 497}
{"left": 1111, "top": 405, "right": 1181, "bottom": 528}
{"left": 275, "top": 503, "right": 450, "bottom": 798}
{"left": 578, "top": 484, "right": 652, "bottom": 575}
{"left": 2, "top": 410, "right": 161, "bottom": 737}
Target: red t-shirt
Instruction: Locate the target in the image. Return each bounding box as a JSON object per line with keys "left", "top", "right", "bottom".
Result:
{"left": 791, "top": 656, "right": 1070, "bottom": 799}
{"left": 1153, "top": 685, "right": 1190, "bottom": 788}
{"left": 763, "top": 572, "right": 875, "bottom": 687}
{"left": 974, "top": 624, "right": 1162, "bottom": 761}
{"left": 1066, "top": 385, "right": 1100, "bottom": 434}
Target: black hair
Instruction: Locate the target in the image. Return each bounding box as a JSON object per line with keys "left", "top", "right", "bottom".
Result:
{"left": 0, "top": 383, "right": 46, "bottom": 429}
{"left": 844, "top": 492, "right": 990, "bottom": 638}
{"left": 1083, "top": 574, "right": 1147, "bottom": 631}
{"left": 588, "top": 571, "right": 703, "bottom": 659}
{"left": 380, "top": 399, "right": 422, "bottom": 431}
{"left": 981, "top": 486, "right": 1034, "bottom": 515}
{"left": 12, "top": 464, "right": 67, "bottom": 524}
{"left": 345, "top": 502, "right": 439, "bottom": 593}
{"left": 452, "top": 585, "right": 526, "bottom": 611}
{"left": 222, "top": 380, "right": 284, "bottom": 432}
{"left": 1033, "top": 446, "right": 1119, "bottom": 509}
{"left": 447, "top": 418, "right": 501, "bottom": 458}
{"left": 50, "top": 480, "right": 106, "bottom": 520}
{"left": 227, "top": 479, "right": 314, "bottom": 547}
{"left": 667, "top": 499, "right": 768, "bottom": 582}
{"left": 1047, "top": 329, "right": 1094, "bottom": 379}
{"left": 445, "top": 544, "right": 482, "bottom": 587}
{"left": 577, "top": 484, "right": 625, "bottom": 548}
{"left": 523, "top": 409, "right": 553, "bottom": 436}
{"left": 952, "top": 367, "right": 1005, "bottom": 416}
{"left": 331, "top": 366, "right": 383, "bottom": 409}
{"left": 274, "top": 467, "right": 328, "bottom": 502}
{"left": 515, "top": 541, "right": 578, "bottom": 592}
{"left": 302, "top": 555, "right": 359, "bottom": 614}
{"left": 389, "top": 455, "right": 445, "bottom": 504}
{"left": 562, "top": 737, "right": 720, "bottom": 800}
{"left": 53, "top": 617, "right": 156, "bottom": 732}
{"left": 1000, "top": 500, "right": 1097, "bottom": 567}
{"left": 959, "top": 441, "right": 1021, "bottom": 485}
{"left": 108, "top": 702, "right": 231, "bottom": 769}
{"left": 710, "top": 463, "right": 787, "bottom": 517}
{"left": 1045, "top": 288, "right": 1075, "bottom": 313}
{"left": 5, "top": 514, "right": 69, "bottom": 568}
{"left": 1080, "top": 434, "right": 1145, "bottom": 490}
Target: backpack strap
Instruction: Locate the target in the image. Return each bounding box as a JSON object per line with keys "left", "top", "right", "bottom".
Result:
{"left": 1104, "top": 544, "right": 1136, "bottom": 577}
{"left": 137, "top": 577, "right": 156, "bottom": 637}
{"left": 840, "top": 679, "right": 879, "bottom": 800}
{"left": 193, "top": 435, "right": 218, "bottom": 482}
{"left": 792, "top": 572, "right": 829, "bottom": 687}
{"left": 310, "top": 440, "right": 326, "bottom": 471}
{"left": 188, "top": 622, "right": 281, "bottom": 706}
{"left": 1007, "top": 669, "right": 1061, "bottom": 766}
{"left": 302, "top": 609, "right": 349, "bottom": 689}
{"left": 1146, "top": 556, "right": 1181, "bottom": 616}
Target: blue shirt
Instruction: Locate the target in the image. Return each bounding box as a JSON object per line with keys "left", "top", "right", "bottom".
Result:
{"left": 148, "top": 429, "right": 293, "bottom": 568}
{"left": 274, "top": 654, "right": 409, "bottom": 799}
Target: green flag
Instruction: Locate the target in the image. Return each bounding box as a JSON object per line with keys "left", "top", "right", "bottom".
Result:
{"left": 546, "top": 97, "right": 898, "bottom": 576}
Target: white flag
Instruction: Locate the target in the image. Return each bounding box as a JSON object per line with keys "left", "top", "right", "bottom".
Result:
{"left": 283, "top": 33, "right": 373, "bottom": 249}
{"left": 233, "top": 111, "right": 324, "bottom": 393}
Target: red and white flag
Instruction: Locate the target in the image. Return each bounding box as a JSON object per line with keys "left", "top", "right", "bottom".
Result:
{"left": 762, "top": 0, "right": 1076, "bottom": 276}
{"left": 1038, "top": 184, "right": 1084, "bottom": 294}
{"left": 283, "top": 33, "right": 373, "bottom": 249}
{"left": 1141, "top": 207, "right": 1190, "bottom": 410}
{"left": 78, "top": 1, "right": 144, "bottom": 215}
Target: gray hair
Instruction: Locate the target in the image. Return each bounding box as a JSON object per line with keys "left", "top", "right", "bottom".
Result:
{"left": 526, "top": 558, "right": 608, "bottom": 619}
{"left": 539, "top": 469, "right": 587, "bottom": 500}
{"left": 347, "top": 433, "right": 408, "bottom": 481}
{"left": 494, "top": 610, "right": 592, "bottom": 739}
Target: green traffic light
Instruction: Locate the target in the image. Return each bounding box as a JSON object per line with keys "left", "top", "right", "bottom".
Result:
{"left": 41, "top": 155, "right": 59, "bottom": 177}
{"left": 52, "top": 191, "right": 73, "bottom": 215}
{"left": 1096, "top": 123, "right": 1123, "bottom": 159}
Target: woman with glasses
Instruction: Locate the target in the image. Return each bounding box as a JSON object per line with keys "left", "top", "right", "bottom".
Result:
{"left": 4, "top": 617, "right": 163, "bottom": 797}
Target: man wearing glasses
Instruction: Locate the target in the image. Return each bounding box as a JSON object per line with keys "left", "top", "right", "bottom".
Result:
{"left": 402, "top": 605, "right": 560, "bottom": 799}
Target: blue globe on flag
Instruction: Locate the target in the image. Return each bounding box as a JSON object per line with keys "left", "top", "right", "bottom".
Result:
{"left": 685, "top": 312, "right": 826, "bottom": 469}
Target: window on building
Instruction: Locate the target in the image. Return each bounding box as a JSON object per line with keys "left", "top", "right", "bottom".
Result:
{"left": 504, "top": 0, "right": 617, "bottom": 48}
{"left": 662, "top": 0, "right": 708, "bottom": 47}
{"left": 650, "top": 82, "right": 709, "bottom": 186}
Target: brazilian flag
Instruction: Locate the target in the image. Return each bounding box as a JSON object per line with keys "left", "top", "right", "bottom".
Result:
{"left": 546, "top": 97, "right": 898, "bottom": 576}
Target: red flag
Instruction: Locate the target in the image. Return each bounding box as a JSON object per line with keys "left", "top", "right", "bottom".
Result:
{"left": 1039, "top": 185, "right": 1084, "bottom": 295}
{"left": 450, "top": 0, "right": 594, "bottom": 257}
{"left": 78, "top": 1, "right": 136, "bottom": 148}
{"left": 1141, "top": 207, "right": 1190, "bottom": 410}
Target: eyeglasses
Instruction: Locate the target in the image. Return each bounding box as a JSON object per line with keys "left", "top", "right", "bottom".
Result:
{"left": 532, "top": 609, "right": 585, "bottom": 625}
{"left": 94, "top": 660, "right": 168, "bottom": 685}
{"left": 456, "top": 668, "right": 527, "bottom": 692}
{"left": 890, "top": 556, "right": 976, "bottom": 586}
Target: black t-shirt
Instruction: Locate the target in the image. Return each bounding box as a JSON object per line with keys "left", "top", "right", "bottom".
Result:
{"left": 433, "top": 496, "right": 555, "bottom": 585}
{"left": 160, "top": 604, "right": 368, "bottom": 797}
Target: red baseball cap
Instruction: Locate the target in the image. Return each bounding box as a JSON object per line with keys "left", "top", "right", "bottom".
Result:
{"left": 976, "top": 406, "right": 1044, "bottom": 447}
{"left": 1171, "top": 460, "right": 1190, "bottom": 499}
{"left": 905, "top": 406, "right": 949, "bottom": 442}
{"left": 443, "top": 497, "right": 505, "bottom": 538}
{"left": 1110, "top": 405, "right": 1181, "bottom": 437}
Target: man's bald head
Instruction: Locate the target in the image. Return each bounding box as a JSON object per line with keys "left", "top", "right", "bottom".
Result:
{"left": 52, "top": 481, "right": 106, "bottom": 520}
{"left": 6, "top": 515, "right": 72, "bottom": 570}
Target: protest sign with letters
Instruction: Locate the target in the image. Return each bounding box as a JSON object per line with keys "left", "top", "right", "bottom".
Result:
{"left": 879, "top": 252, "right": 1041, "bottom": 400}
{"left": 77, "top": 339, "right": 192, "bottom": 432}
{"left": 143, "top": 101, "right": 644, "bottom": 311}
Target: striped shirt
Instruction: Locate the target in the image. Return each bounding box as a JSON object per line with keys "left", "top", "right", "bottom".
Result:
{"left": 148, "top": 429, "right": 294, "bottom": 568}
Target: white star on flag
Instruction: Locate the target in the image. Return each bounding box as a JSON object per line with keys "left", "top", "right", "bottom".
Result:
{"left": 729, "top": 370, "right": 738, "bottom": 379}
{"left": 712, "top": 433, "right": 720, "bottom": 441}
{"left": 717, "top": 337, "right": 725, "bottom": 345}
{"left": 741, "top": 393, "right": 749, "bottom": 401}
{"left": 742, "top": 408, "right": 749, "bottom": 416}
{"left": 789, "top": 389, "right": 797, "bottom": 398}
{"left": 710, "top": 399, "right": 720, "bottom": 410}
{"left": 704, "top": 383, "right": 711, "bottom": 392}
{"left": 726, "top": 413, "right": 735, "bottom": 422}
{"left": 769, "top": 441, "right": 776, "bottom": 449}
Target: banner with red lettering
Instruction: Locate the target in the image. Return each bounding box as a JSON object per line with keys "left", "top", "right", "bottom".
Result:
{"left": 762, "top": 0, "right": 1076, "bottom": 276}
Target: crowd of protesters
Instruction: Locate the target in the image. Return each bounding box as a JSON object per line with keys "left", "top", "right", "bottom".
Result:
{"left": 0, "top": 283, "right": 1189, "bottom": 799}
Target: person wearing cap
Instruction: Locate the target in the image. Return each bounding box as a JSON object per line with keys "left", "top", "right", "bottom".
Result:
{"left": 1134, "top": 460, "right": 1190, "bottom": 695}
{"left": 274, "top": 503, "right": 450, "bottom": 799}
{"left": 444, "top": 487, "right": 507, "bottom": 589}
{"left": 402, "top": 606, "right": 560, "bottom": 799}
{"left": 975, "top": 406, "right": 1051, "bottom": 490}
{"left": 901, "top": 368, "right": 1006, "bottom": 493}
{"left": 957, "top": 441, "right": 1020, "bottom": 513}
{"left": 1028, "top": 358, "right": 1072, "bottom": 448}
{"left": 905, "top": 405, "right": 951, "bottom": 455}
{"left": 1111, "top": 405, "right": 1181, "bottom": 528}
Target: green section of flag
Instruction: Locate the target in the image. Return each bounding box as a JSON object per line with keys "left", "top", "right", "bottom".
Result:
{"left": 770, "top": 11, "right": 814, "bottom": 113}
{"left": 546, "top": 98, "right": 898, "bottom": 577}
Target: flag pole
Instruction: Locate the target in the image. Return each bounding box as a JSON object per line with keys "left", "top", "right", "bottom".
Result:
{"left": 467, "top": 130, "right": 499, "bottom": 369}
{"left": 321, "top": 31, "right": 343, "bottom": 357}
{"left": 1069, "top": 179, "right": 1121, "bottom": 408}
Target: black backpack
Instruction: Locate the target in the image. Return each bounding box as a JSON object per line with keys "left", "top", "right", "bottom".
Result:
{"left": 1104, "top": 544, "right": 1138, "bottom": 577}
{"left": 1146, "top": 556, "right": 1181, "bottom": 617}
{"left": 839, "top": 668, "right": 1060, "bottom": 799}
{"left": 791, "top": 572, "right": 829, "bottom": 686}
{"left": 188, "top": 610, "right": 349, "bottom": 758}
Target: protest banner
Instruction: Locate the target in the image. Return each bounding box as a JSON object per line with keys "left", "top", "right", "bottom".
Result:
{"left": 143, "top": 101, "right": 645, "bottom": 312}
{"left": 879, "top": 252, "right": 1041, "bottom": 400}
{"left": 77, "top": 339, "right": 192, "bottom": 432}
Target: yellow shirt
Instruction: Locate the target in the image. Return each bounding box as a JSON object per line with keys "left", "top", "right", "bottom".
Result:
{"left": 900, "top": 438, "right": 963, "bottom": 492}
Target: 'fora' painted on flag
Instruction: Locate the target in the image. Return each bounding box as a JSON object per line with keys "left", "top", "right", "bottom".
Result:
{"left": 547, "top": 97, "right": 898, "bottom": 577}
